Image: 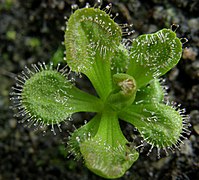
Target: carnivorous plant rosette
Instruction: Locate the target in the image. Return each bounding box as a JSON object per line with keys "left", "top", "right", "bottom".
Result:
{"left": 11, "top": 6, "right": 190, "bottom": 179}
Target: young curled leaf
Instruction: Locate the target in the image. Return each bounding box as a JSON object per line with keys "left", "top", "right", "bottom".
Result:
{"left": 107, "top": 73, "right": 137, "bottom": 111}
{"left": 127, "top": 29, "right": 182, "bottom": 88}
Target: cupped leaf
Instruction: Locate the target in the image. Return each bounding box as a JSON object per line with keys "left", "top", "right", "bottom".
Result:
{"left": 119, "top": 103, "right": 183, "bottom": 148}
{"left": 80, "top": 110, "right": 139, "bottom": 179}
{"left": 21, "top": 69, "right": 103, "bottom": 125}
{"left": 65, "top": 7, "right": 122, "bottom": 100}
{"left": 65, "top": 7, "right": 121, "bottom": 73}
{"left": 127, "top": 29, "right": 182, "bottom": 88}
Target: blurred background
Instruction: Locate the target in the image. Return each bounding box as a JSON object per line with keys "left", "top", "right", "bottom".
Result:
{"left": 0, "top": 0, "right": 199, "bottom": 179}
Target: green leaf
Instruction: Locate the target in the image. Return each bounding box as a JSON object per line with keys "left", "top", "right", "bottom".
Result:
{"left": 127, "top": 29, "right": 182, "bottom": 88}
{"left": 111, "top": 44, "right": 129, "bottom": 74}
{"left": 119, "top": 103, "right": 183, "bottom": 148}
{"left": 67, "top": 114, "right": 100, "bottom": 159}
{"left": 50, "top": 46, "right": 64, "bottom": 66}
{"left": 21, "top": 69, "right": 103, "bottom": 125}
{"left": 80, "top": 110, "right": 139, "bottom": 179}
{"left": 134, "top": 78, "right": 164, "bottom": 105}
{"left": 65, "top": 8, "right": 122, "bottom": 101}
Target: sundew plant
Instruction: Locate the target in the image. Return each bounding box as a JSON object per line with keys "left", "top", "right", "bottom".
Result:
{"left": 11, "top": 4, "right": 190, "bottom": 179}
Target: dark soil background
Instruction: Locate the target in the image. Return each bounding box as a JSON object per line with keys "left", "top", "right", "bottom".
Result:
{"left": 0, "top": 0, "right": 199, "bottom": 179}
